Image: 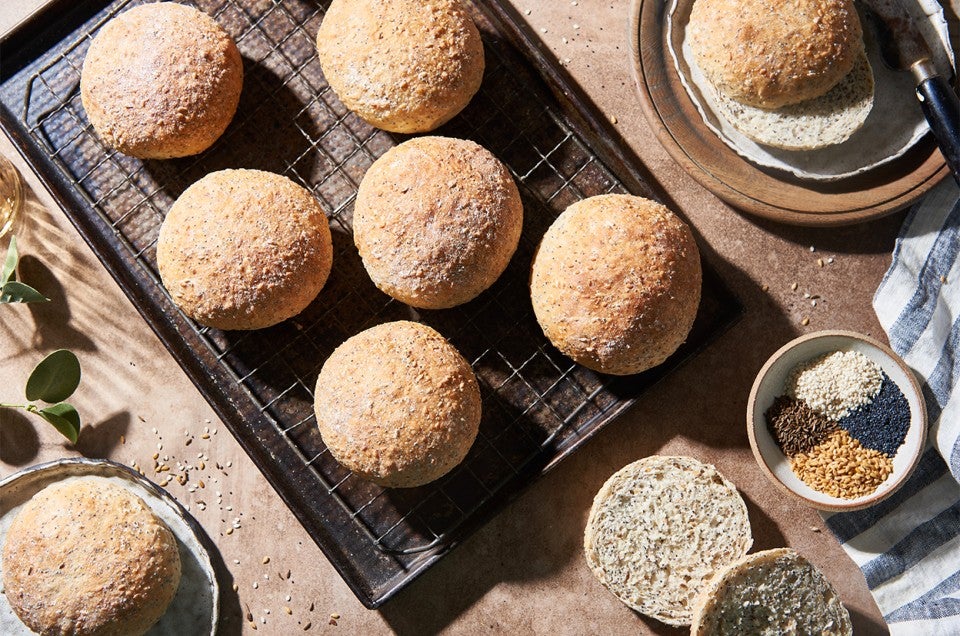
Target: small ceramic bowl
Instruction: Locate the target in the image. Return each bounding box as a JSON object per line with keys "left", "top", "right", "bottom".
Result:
{"left": 747, "top": 330, "right": 927, "bottom": 512}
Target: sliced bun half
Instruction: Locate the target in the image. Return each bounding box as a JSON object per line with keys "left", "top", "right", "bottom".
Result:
{"left": 584, "top": 456, "right": 753, "bottom": 626}
{"left": 691, "top": 548, "right": 853, "bottom": 635}
{"left": 711, "top": 51, "right": 874, "bottom": 151}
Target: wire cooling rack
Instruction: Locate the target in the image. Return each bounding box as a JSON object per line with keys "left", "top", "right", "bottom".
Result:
{"left": 0, "top": 0, "right": 741, "bottom": 607}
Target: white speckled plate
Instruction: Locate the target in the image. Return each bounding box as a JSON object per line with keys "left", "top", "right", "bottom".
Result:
{"left": 0, "top": 458, "right": 218, "bottom": 635}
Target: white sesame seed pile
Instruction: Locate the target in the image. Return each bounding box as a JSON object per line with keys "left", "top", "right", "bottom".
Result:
{"left": 786, "top": 350, "right": 883, "bottom": 420}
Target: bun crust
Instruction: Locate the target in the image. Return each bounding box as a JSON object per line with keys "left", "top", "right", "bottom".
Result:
{"left": 314, "top": 321, "right": 482, "bottom": 488}
{"left": 354, "top": 136, "right": 522, "bottom": 309}
{"left": 688, "top": 0, "right": 863, "bottom": 109}
{"left": 584, "top": 456, "right": 753, "bottom": 626}
{"left": 81, "top": 2, "right": 242, "bottom": 158}
{"left": 2, "top": 478, "right": 182, "bottom": 636}
{"left": 157, "top": 169, "right": 333, "bottom": 330}
{"left": 316, "top": 0, "right": 484, "bottom": 133}
{"left": 530, "top": 194, "right": 701, "bottom": 376}
{"left": 691, "top": 548, "right": 853, "bottom": 635}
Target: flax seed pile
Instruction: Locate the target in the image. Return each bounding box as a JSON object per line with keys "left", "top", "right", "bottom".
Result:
{"left": 765, "top": 350, "right": 910, "bottom": 499}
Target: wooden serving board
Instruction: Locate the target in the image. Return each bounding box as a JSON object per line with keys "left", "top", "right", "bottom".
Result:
{"left": 630, "top": 0, "right": 951, "bottom": 227}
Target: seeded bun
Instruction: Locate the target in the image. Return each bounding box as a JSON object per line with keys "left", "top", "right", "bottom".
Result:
{"left": 157, "top": 169, "right": 333, "bottom": 330}
{"left": 688, "top": 0, "right": 863, "bottom": 109}
{"left": 316, "top": 0, "right": 484, "bottom": 133}
{"left": 584, "top": 456, "right": 753, "bottom": 626}
{"left": 530, "top": 194, "right": 701, "bottom": 376}
{"left": 81, "top": 2, "right": 242, "bottom": 158}
{"left": 2, "top": 478, "right": 182, "bottom": 636}
{"left": 710, "top": 51, "right": 874, "bottom": 150}
{"left": 314, "top": 321, "right": 482, "bottom": 488}
{"left": 354, "top": 136, "right": 523, "bottom": 309}
{"left": 691, "top": 548, "right": 853, "bottom": 635}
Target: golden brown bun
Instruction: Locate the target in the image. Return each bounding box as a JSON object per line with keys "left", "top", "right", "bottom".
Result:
{"left": 81, "top": 2, "right": 243, "bottom": 158}
{"left": 314, "top": 321, "right": 482, "bottom": 488}
{"left": 316, "top": 0, "right": 484, "bottom": 133}
{"left": 157, "top": 169, "right": 333, "bottom": 330}
{"left": 2, "top": 478, "right": 182, "bottom": 636}
{"left": 688, "top": 0, "right": 863, "bottom": 109}
{"left": 354, "top": 136, "right": 523, "bottom": 309}
{"left": 530, "top": 195, "right": 701, "bottom": 376}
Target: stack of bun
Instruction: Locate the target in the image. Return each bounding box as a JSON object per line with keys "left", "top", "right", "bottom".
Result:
{"left": 688, "top": 0, "right": 874, "bottom": 150}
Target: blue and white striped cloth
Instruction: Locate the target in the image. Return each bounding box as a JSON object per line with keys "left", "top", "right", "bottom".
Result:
{"left": 826, "top": 178, "right": 960, "bottom": 634}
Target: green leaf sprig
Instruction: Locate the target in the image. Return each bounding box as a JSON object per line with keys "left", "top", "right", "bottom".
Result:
{"left": 0, "top": 350, "right": 82, "bottom": 443}
{"left": 1, "top": 236, "right": 49, "bottom": 303}
{"left": 1, "top": 236, "right": 81, "bottom": 442}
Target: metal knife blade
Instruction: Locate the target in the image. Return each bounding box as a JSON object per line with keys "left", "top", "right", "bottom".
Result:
{"left": 859, "top": 0, "right": 933, "bottom": 73}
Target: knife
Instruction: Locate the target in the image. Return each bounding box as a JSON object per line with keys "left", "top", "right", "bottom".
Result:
{"left": 861, "top": 0, "right": 960, "bottom": 184}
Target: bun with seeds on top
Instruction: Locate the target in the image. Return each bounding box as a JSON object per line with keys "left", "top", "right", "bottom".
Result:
{"left": 530, "top": 194, "right": 701, "bottom": 376}
{"left": 81, "top": 2, "right": 243, "bottom": 158}
{"left": 2, "top": 477, "right": 182, "bottom": 636}
{"left": 315, "top": 0, "right": 485, "bottom": 133}
{"left": 687, "top": 0, "right": 874, "bottom": 150}
{"left": 314, "top": 321, "right": 482, "bottom": 488}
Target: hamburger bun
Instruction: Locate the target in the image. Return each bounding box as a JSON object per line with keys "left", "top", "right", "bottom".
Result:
{"left": 584, "top": 456, "right": 753, "bottom": 626}
{"left": 354, "top": 136, "right": 523, "bottom": 309}
{"left": 530, "top": 194, "right": 701, "bottom": 376}
{"left": 316, "top": 0, "right": 484, "bottom": 133}
{"left": 691, "top": 548, "right": 853, "bottom": 635}
{"left": 688, "top": 0, "right": 864, "bottom": 109}
{"left": 314, "top": 321, "right": 482, "bottom": 488}
{"left": 2, "top": 477, "right": 182, "bottom": 636}
{"left": 81, "top": 2, "right": 243, "bottom": 158}
{"left": 157, "top": 169, "right": 333, "bottom": 330}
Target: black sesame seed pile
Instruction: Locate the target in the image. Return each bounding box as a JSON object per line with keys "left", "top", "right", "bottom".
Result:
{"left": 838, "top": 377, "right": 911, "bottom": 457}
{"left": 765, "top": 350, "right": 911, "bottom": 499}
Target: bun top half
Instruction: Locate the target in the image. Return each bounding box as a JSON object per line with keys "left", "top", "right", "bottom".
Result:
{"left": 688, "top": 0, "right": 864, "bottom": 109}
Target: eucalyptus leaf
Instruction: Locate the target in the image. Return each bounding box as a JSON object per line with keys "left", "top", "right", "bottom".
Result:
{"left": 2, "top": 236, "right": 17, "bottom": 285}
{"left": 25, "top": 350, "right": 81, "bottom": 402}
{"left": 1, "top": 280, "right": 49, "bottom": 304}
{"left": 38, "top": 403, "right": 80, "bottom": 444}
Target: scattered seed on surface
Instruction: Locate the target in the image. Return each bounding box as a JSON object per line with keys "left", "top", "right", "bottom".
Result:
{"left": 801, "top": 317, "right": 810, "bottom": 326}
{"left": 263, "top": 556, "right": 271, "bottom": 564}
{"left": 791, "top": 282, "right": 798, "bottom": 290}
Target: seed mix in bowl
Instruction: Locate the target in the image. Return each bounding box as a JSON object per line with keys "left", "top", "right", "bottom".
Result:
{"left": 765, "top": 350, "right": 910, "bottom": 499}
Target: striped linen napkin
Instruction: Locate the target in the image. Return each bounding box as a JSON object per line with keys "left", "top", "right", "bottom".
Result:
{"left": 825, "top": 178, "right": 960, "bottom": 634}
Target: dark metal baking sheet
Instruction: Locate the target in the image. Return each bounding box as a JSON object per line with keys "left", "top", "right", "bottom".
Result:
{"left": 0, "top": 0, "right": 741, "bottom": 608}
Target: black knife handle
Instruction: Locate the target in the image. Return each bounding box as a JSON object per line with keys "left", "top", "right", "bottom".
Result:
{"left": 917, "top": 75, "right": 960, "bottom": 185}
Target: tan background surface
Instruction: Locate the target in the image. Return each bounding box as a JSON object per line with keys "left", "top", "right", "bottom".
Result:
{"left": 3, "top": 0, "right": 947, "bottom": 633}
